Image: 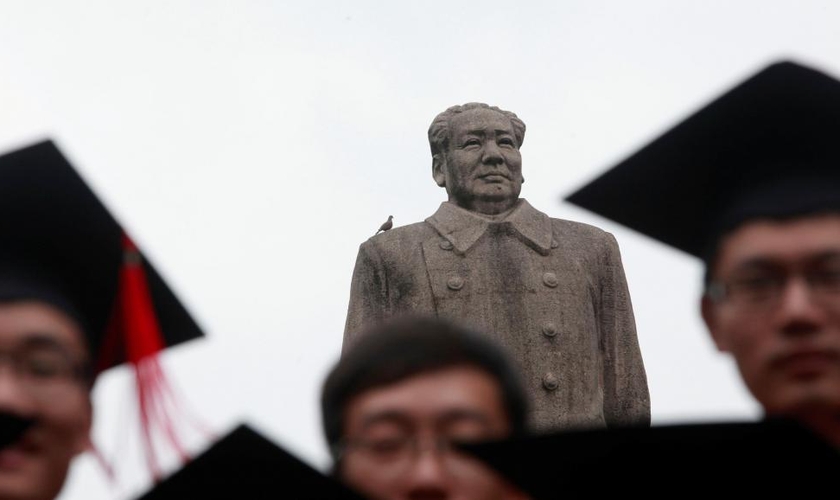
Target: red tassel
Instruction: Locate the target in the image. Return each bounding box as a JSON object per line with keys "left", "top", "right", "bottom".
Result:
{"left": 90, "top": 441, "right": 116, "bottom": 485}
{"left": 117, "top": 234, "right": 165, "bottom": 361}
{"left": 97, "top": 233, "right": 210, "bottom": 482}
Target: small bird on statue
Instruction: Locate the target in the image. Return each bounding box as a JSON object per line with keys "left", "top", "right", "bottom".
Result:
{"left": 375, "top": 215, "right": 393, "bottom": 236}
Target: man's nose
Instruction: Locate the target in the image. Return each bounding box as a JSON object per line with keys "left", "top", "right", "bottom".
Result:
{"left": 481, "top": 141, "right": 504, "bottom": 165}
{"left": 0, "top": 365, "right": 35, "bottom": 414}
{"left": 405, "top": 448, "right": 450, "bottom": 498}
{"left": 776, "top": 277, "right": 826, "bottom": 336}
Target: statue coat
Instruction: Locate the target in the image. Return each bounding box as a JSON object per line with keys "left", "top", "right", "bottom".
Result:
{"left": 344, "top": 199, "right": 650, "bottom": 430}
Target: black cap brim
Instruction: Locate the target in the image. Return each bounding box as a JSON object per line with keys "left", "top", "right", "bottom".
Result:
{"left": 565, "top": 60, "right": 840, "bottom": 259}
{"left": 135, "top": 424, "right": 367, "bottom": 500}
{"left": 0, "top": 140, "right": 203, "bottom": 372}
{"left": 460, "top": 420, "right": 840, "bottom": 497}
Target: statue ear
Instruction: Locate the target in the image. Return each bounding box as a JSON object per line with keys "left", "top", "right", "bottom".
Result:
{"left": 432, "top": 154, "right": 446, "bottom": 187}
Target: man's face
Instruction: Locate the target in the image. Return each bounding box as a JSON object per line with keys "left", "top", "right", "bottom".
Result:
{"left": 433, "top": 108, "right": 523, "bottom": 214}
{"left": 339, "top": 366, "right": 527, "bottom": 500}
{"left": 702, "top": 214, "right": 840, "bottom": 419}
{"left": 0, "top": 301, "right": 92, "bottom": 500}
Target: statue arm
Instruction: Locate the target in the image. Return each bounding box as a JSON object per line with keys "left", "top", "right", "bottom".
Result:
{"left": 599, "top": 233, "right": 651, "bottom": 427}
{"left": 342, "top": 241, "right": 389, "bottom": 352}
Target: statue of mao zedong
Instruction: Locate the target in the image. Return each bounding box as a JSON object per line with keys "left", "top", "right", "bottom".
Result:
{"left": 343, "top": 103, "right": 650, "bottom": 430}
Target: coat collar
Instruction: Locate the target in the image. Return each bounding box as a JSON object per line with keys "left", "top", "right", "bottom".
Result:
{"left": 425, "top": 199, "right": 554, "bottom": 255}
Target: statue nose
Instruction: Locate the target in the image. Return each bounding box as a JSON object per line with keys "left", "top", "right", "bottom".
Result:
{"left": 482, "top": 142, "right": 504, "bottom": 164}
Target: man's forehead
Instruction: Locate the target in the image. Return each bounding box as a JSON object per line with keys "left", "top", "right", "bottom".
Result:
{"left": 346, "top": 368, "right": 504, "bottom": 424}
{"left": 449, "top": 108, "right": 514, "bottom": 134}
{"left": 715, "top": 213, "right": 840, "bottom": 268}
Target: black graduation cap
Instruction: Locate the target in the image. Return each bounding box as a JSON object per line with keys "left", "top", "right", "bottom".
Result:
{"left": 460, "top": 419, "right": 840, "bottom": 498}
{"left": 135, "top": 424, "right": 368, "bottom": 500}
{"left": 0, "top": 413, "right": 34, "bottom": 450}
{"left": 0, "top": 139, "right": 205, "bottom": 475}
{"left": 565, "top": 60, "right": 840, "bottom": 260}
{"left": 0, "top": 139, "right": 203, "bottom": 373}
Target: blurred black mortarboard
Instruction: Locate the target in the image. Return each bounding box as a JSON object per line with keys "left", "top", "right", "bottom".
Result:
{"left": 0, "top": 139, "right": 205, "bottom": 476}
{"left": 0, "top": 139, "right": 203, "bottom": 371}
{"left": 460, "top": 419, "right": 840, "bottom": 498}
{"left": 565, "top": 60, "right": 840, "bottom": 260}
{"left": 136, "top": 424, "right": 367, "bottom": 500}
{"left": 0, "top": 413, "right": 34, "bottom": 450}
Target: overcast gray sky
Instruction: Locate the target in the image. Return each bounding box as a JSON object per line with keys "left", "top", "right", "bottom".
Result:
{"left": 2, "top": 1, "right": 840, "bottom": 498}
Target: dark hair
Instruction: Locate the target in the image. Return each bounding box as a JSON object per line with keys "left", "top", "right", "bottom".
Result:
{"left": 428, "top": 102, "right": 526, "bottom": 160}
{"left": 321, "top": 315, "right": 529, "bottom": 461}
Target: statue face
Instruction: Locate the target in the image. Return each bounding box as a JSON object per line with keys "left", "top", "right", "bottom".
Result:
{"left": 434, "top": 108, "right": 523, "bottom": 214}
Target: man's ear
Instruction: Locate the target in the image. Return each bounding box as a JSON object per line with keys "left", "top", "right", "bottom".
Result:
{"left": 432, "top": 154, "right": 446, "bottom": 187}
{"left": 701, "top": 295, "right": 729, "bottom": 352}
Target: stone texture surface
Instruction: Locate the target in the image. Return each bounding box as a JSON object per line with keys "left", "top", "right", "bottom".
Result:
{"left": 343, "top": 103, "right": 650, "bottom": 431}
{"left": 344, "top": 200, "right": 650, "bottom": 430}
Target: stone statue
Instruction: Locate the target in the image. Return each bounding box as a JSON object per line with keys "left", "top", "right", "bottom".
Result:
{"left": 343, "top": 103, "right": 650, "bottom": 430}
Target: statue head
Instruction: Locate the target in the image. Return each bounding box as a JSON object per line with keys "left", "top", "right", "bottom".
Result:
{"left": 428, "top": 103, "right": 526, "bottom": 215}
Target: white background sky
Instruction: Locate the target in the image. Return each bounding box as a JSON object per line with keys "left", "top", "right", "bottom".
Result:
{"left": 1, "top": 1, "right": 839, "bottom": 498}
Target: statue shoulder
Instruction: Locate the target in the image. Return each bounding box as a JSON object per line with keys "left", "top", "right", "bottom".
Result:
{"left": 362, "top": 220, "right": 435, "bottom": 247}
{"left": 549, "top": 217, "right": 618, "bottom": 247}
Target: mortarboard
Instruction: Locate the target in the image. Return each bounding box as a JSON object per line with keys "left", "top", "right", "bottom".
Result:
{"left": 0, "top": 139, "right": 203, "bottom": 370}
{"left": 135, "top": 424, "right": 368, "bottom": 500}
{"left": 0, "top": 139, "right": 205, "bottom": 476}
{"left": 0, "top": 413, "right": 34, "bottom": 451}
{"left": 564, "top": 60, "right": 840, "bottom": 260}
{"left": 460, "top": 419, "right": 840, "bottom": 498}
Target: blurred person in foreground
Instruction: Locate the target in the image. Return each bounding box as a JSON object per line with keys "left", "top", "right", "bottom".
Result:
{"left": 566, "top": 59, "right": 840, "bottom": 447}
{"left": 0, "top": 140, "right": 204, "bottom": 499}
{"left": 322, "top": 315, "right": 530, "bottom": 500}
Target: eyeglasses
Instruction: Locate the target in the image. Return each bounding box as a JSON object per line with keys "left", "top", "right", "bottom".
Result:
{"left": 338, "top": 434, "right": 480, "bottom": 472}
{"left": 707, "top": 265, "right": 840, "bottom": 311}
{"left": 0, "top": 343, "right": 89, "bottom": 399}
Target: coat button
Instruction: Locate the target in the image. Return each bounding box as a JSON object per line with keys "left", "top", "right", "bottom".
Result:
{"left": 542, "top": 272, "right": 558, "bottom": 288}
{"left": 439, "top": 240, "right": 454, "bottom": 250}
{"left": 447, "top": 276, "right": 464, "bottom": 291}
{"left": 542, "top": 373, "right": 559, "bottom": 391}
{"left": 542, "top": 322, "right": 557, "bottom": 338}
